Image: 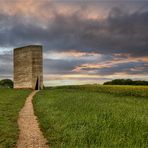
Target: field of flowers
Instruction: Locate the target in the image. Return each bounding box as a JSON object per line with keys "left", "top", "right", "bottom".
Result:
{"left": 55, "top": 84, "right": 148, "bottom": 97}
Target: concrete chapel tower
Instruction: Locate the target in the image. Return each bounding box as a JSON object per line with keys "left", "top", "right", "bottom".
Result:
{"left": 13, "top": 45, "right": 43, "bottom": 90}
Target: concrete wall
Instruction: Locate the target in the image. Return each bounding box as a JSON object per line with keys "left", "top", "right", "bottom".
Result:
{"left": 14, "top": 45, "right": 43, "bottom": 89}
{"left": 32, "top": 47, "right": 43, "bottom": 89}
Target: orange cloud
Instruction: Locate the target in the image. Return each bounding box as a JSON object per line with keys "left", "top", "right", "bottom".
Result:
{"left": 130, "top": 67, "right": 145, "bottom": 72}
{"left": 0, "top": 0, "right": 107, "bottom": 24}
{"left": 73, "top": 54, "right": 148, "bottom": 72}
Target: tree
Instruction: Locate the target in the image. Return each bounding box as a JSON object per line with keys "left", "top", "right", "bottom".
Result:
{"left": 103, "top": 79, "right": 148, "bottom": 86}
{"left": 0, "top": 79, "right": 13, "bottom": 88}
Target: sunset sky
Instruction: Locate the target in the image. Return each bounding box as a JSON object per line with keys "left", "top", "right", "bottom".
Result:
{"left": 0, "top": 0, "right": 148, "bottom": 86}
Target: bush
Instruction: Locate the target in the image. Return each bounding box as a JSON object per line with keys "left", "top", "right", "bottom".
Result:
{"left": 0, "top": 79, "right": 13, "bottom": 88}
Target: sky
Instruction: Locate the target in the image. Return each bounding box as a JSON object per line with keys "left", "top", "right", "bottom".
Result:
{"left": 0, "top": 0, "right": 148, "bottom": 86}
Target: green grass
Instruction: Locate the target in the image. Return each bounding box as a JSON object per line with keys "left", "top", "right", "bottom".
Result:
{"left": 34, "top": 86, "right": 148, "bottom": 147}
{"left": 0, "top": 88, "right": 31, "bottom": 148}
{"left": 53, "top": 84, "right": 148, "bottom": 97}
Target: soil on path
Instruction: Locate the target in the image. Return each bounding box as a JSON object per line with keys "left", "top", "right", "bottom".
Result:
{"left": 16, "top": 91, "right": 49, "bottom": 148}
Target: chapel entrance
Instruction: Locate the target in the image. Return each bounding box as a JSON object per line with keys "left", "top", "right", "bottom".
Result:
{"left": 35, "top": 77, "right": 39, "bottom": 90}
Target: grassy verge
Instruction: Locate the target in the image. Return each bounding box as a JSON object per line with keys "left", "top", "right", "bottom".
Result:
{"left": 33, "top": 86, "right": 148, "bottom": 147}
{"left": 0, "top": 88, "right": 31, "bottom": 148}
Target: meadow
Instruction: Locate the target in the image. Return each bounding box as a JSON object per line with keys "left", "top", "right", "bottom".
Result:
{"left": 34, "top": 85, "right": 148, "bottom": 147}
{"left": 0, "top": 88, "right": 31, "bottom": 148}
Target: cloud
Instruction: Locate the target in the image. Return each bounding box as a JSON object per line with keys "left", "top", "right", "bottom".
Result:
{"left": 72, "top": 53, "right": 148, "bottom": 75}
{"left": 0, "top": 1, "right": 148, "bottom": 84}
{"left": 0, "top": 2, "right": 148, "bottom": 57}
{"left": 0, "top": 53, "right": 12, "bottom": 76}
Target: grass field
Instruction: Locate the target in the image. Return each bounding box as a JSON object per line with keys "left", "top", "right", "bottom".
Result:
{"left": 54, "top": 84, "right": 148, "bottom": 97}
{"left": 34, "top": 85, "right": 148, "bottom": 147}
{"left": 0, "top": 88, "right": 31, "bottom": 148}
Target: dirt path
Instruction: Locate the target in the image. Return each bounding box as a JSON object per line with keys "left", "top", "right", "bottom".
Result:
{"left": 16, "top": 91, "right": 49, "bottom": 148}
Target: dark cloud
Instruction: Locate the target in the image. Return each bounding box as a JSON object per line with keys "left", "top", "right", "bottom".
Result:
{"left": 0, "top": 53, "right": 12, "bottom": 75}
{"left": 44, "top": 58, "right": 89, "bottom": 74}
{"left": 0, "top": 6, "right": 148, "bottom": 57}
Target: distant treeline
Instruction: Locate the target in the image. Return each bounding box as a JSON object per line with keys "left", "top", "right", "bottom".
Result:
{"left": 104, "top": 79, "right": 148, "bottom": 86}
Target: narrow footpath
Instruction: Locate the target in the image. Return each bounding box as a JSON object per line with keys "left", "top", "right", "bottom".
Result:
{"left": 17, "top": 91, "right": 49, "bottom": 148}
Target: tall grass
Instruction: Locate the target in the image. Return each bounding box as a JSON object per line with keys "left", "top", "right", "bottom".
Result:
{"left": 34, "top": 86, "right": 148, "bottom": 147}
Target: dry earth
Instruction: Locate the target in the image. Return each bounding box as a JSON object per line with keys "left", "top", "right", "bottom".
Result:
{"left": 16, "top": 91, "right": 49, "bottom": 148}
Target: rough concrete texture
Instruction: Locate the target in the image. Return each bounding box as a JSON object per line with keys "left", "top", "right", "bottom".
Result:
{"left": 16, "top": 91, "right": 49, "bottom": 148}
{"left": 14, "top": 45, "right": 43, "bottom": 90}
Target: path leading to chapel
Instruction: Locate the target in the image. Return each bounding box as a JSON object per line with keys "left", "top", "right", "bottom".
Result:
{"left": 17, "top": 91, "right": 49, "bottom": 148}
